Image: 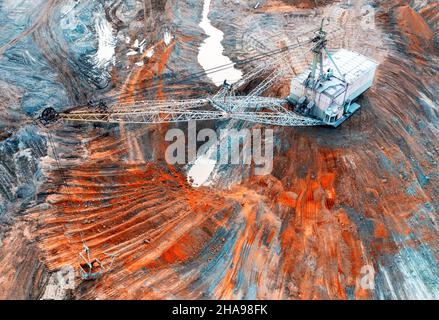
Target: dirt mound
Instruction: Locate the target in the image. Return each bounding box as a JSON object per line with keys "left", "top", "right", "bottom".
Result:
{"left": 394, "top": 5, "right": 435, "bottom": 54}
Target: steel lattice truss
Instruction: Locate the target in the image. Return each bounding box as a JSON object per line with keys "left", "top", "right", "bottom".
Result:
{"left": 60, "top": 95, "right": 322, "bottom": 127}
{"left": 60, "top": 108, "right": 227, "bottom": 124}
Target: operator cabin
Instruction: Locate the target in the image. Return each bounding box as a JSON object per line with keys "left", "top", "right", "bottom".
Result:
{"left": 288, "top": 49, "right": 379, "bottom": 127}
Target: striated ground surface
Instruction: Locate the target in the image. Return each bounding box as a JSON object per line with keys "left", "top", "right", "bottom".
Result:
{"left": 0, "top": 0, "right": 438, "bottom": 299}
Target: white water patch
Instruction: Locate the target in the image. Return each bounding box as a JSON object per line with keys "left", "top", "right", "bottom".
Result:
{"left": 197, "top": 0, "right": 243, "bottom": 86}
{"left": 187, "top": 154, "right": 217, "bottom": 187}
{"left": 164, "top": 31, "right": 173, "bottom": 46}
{"left": 146, "top": 48, "right": 155, "bottom": 58}
{"left": 92, "top": 14, "right": 116, "bottom": 69}
{"left": 187, "top": 0, "right": 244, "bottom": 187}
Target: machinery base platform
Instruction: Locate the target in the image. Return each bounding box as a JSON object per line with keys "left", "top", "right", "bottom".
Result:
{"left": 327, "top": 102, "right": 361, "bottom": 128}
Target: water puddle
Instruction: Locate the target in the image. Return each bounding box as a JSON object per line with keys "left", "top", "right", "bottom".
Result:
{"left": 187, "top": 154, "right": 217, "bottom": 188}
{"left": 188, "top": 0, "right": 243, "bottom": 187}
{"left": 197, "top": 0, "right": 243, "bottom": 86}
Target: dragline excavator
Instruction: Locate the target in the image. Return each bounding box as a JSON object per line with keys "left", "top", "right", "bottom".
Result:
{"left": 40, "top": 21, "right": 378, "bottom": 129}
{"left": 36, "top": 20, "right": 379, "bottom": 282}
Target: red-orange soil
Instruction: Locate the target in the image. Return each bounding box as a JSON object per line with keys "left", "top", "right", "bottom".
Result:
{"left": 0, "top": 0, "right": 437, "bottom": 300}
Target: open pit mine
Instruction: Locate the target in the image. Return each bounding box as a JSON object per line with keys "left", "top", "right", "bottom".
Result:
{"left": 0, "top": 0, "right": 438, "bottom": 300}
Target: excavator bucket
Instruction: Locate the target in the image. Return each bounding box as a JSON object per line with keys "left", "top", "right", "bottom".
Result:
{"left": 79, "top": 259, "right": 104, "bottom": 281}
{"left": 78, "top": 240, "right": 116, "bottom": 281}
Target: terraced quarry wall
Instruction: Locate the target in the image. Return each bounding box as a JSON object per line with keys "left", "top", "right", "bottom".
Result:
{"left": 0, "top": 0, "right": 437, "bottom": 299}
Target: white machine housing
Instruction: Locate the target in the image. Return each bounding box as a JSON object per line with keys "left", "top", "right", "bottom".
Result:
{"left": 290, "top": 49, "right": 379, "bottom": 124}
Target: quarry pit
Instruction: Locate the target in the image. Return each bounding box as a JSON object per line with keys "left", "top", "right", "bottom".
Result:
{"left": 0, "top": 0, "right": 438, "bottom": 300}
